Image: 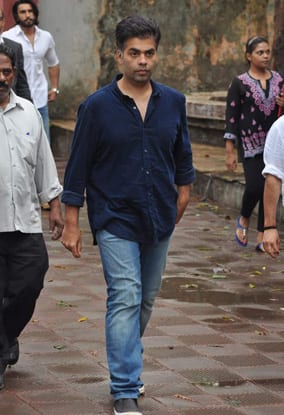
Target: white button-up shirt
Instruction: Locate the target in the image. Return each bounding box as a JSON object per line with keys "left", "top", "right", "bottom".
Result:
{"left": 3, "top": 25, "right": 59, "bottom": 108}
{"left": 0, "top": 91, "right": 62, "bottom": 233}
{"left": 263, "top": 115, "right": 284, "bottom": 205}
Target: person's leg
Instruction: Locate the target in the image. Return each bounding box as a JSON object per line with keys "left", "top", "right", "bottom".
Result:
{"left": 0, "top": 232, "right": 48, "bottom": 389}
{"left": 3, "top": 233, "right": 49, "bottom": 342}
{"left": 38, "top": 105, "right": 51, "bottom": 143}
{"left": 140, "top": 237, "right": 170, "bottom": 336}
{"left": 96, "top": 230, "right": 142, "bottom": 400}
{"left": 241, "top": 155, "right": 264, "bottom": 219}
{"left": 237, "top": 155, "right": 264, "bottom": 245}
{"left": 0, "top": 236, "right": 9, "bottom": 360}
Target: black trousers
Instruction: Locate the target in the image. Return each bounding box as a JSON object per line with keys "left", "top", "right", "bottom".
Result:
{"left": 0, "top": 232, "right": 48, "bottom": 357}
{"left": 241, "top": 154, "right": 265, "bottom": 232}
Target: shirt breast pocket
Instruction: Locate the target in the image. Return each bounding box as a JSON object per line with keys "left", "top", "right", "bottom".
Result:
{"left": 19, "top": 133, "right": 38, "bottom": 168}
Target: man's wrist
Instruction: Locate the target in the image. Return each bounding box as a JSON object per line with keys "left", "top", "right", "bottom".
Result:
{"left": 51, "top": 87, "right": 59, "bottom": 94}
{"left": 263, "top": 225, "right": 277, "bottom": 231}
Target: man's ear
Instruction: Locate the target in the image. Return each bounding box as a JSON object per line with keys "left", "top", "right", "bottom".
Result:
{"left": 116, "top": 48, "right": 123, "bottom": 60}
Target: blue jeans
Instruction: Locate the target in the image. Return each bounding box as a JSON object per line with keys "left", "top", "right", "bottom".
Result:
{"left": 38, "top": 105, "right": 50, "bottom": 143}
{"left": 96, "top": 230, "right": 170, "bottom": 400}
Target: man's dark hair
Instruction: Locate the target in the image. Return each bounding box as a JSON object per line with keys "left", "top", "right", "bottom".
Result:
{"left": 0, "top": 43, "right": 16, "bottom": 67}
{"left": 12, "top": 0, "right": 39, "bottom": 25}
{"left": 115, "top": 15, "right": 161, "bottom": 50}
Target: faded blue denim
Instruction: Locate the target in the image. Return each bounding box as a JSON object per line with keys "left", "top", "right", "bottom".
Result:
{"left": 96, "top": 229, "right": 170, "bottom": 399}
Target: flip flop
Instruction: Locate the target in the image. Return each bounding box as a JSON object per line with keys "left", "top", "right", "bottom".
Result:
{"left": 235, "top": 216, "right": 248, "bottom": 247}
{"left": 255, "top": 242, "right": 265, "bottom": 253}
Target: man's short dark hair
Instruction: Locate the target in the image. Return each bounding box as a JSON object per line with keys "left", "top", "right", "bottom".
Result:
{"left": 115, "top": 15, "right": 161, "bottom": 51}
{"left": 0, "top": 43, "right": 16, "bottom": 67}
{"left": 12, "top": 0, "right": 39, "bottom": 25}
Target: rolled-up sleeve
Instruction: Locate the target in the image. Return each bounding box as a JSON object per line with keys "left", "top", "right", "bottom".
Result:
{"left": 62, "top": 102, "right": 96, "bottom": 207}
{"left": 174, "top": 95, "right": 196, "bottom": 185}
{"left": 35, "top": 111, "right": 62, "bottom": 202}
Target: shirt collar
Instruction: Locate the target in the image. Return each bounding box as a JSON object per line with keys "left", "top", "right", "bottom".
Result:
{"left": 2, "top": 89, "right": 25, "bottom": 113}
{"left": 112, "top": 74, "right": 161, "bottom": 98}
{"left": 15, "top": 24, "right": 39, "bottom": 36}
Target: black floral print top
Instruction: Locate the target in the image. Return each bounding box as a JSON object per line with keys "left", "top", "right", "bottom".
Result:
{"left": 224, "top": 71, "right": 284, "bottom": 159}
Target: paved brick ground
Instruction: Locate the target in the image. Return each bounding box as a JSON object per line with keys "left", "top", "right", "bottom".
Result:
{"left": 1, "top": 158, "right": 284, "bottom": 414}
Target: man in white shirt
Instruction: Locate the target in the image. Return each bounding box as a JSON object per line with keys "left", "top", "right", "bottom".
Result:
{"left": 0, "top": 43, "right": 64, "bottom": 390}
{"left": 3, "top": 0, "right": 60, "bottom": 142}
{"left": 262, "top": 115, "right": 284, "bottom": 257}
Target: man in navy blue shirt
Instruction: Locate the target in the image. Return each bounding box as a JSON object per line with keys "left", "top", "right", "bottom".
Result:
{"left": 61, "top": 15, "right": 195, "bottom": 415}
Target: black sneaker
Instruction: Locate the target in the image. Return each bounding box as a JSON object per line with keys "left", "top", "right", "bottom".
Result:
{"left": 4, "top": 338, "right": 19, "bottom": 366}
{"left": 113, "top": 398, "right": 143, "bottom": 415}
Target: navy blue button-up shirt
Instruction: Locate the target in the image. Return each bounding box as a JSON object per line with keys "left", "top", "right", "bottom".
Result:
{"left": 62, "top": 76, "right": 196, "bottom": 244}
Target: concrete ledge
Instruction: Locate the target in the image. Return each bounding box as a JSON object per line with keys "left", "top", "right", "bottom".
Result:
{"left": 50, "top": 120, "right": 75, "bottom": 159}
{"left": 186, "top": 91, "right": 226, "bottom": 147}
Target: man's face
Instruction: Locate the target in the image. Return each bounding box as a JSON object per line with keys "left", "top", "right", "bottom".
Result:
{"left": 116, "top": 36, "right": 158, "bottom": 85}
{"left": 17, "top": 3, "right": 36, "bottom": 28}
{"left": 0, "top": 54, "right": 15, "bottom": 106}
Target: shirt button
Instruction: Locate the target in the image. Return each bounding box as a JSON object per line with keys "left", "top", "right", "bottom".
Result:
{"left": 144, "top": 149, "right": 148, "bottom": 153}
{"left": 146, "top": 170, "right": 150, "bottom": 175}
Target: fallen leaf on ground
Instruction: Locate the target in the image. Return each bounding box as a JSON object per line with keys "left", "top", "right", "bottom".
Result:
{"left": 222, "top": 316, "right": 235, "bottom": 321}
{"left": 78, "top": 316, "right": 88, "bottom": 322}
{"left": 180, "top": 283, "right": 198, "bottom": 289}
{"left": 54, "top": 264, "right": 70, "bottom": 269}
{"left": 56, "top": 300, "right": 77, "bottom": 308}
{"left": 255, "top": 330, "right": 267, "bottom": 336}
{"left": 53, "top": 344, "right": 66, "bottom": 350}
{"left": 212, "top": 274, "right": 227, "bottom": 279}
{"left": 174, "top": 394, "right": 193, "bottom": 401}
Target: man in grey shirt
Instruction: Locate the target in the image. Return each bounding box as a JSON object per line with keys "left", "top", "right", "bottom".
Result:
{"left": 0, "top": 43, "right": 64, "bottom": 390}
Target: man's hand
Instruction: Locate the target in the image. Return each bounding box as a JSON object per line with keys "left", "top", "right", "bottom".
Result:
{"left": 48, "top": 197, "right": 64, "bottom": 240}
{"left": 60, "top": 205, "right": 81, "bottom": 258}
{"left": 263, "top": 229, "right": 280, "bottom": 258}
{"left": 61, "top": 223, "right": 82, "bottom": 258}
{"left": 176, "top": 185, "right": 190, "bottom": 224}
{"left": 48, "top": 89, "right": 58, "bottom": 102}
{"left": 263, "top": 174, "right": 282, "bottom": 258}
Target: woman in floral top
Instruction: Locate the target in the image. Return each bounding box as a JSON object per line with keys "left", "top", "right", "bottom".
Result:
{"left": 224, "top": 36, "right": 284, "bottom": 252}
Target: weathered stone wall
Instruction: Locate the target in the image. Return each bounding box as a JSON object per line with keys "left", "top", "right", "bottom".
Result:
{"left": 38, "top": 0, "right": 275, "bottom": 120}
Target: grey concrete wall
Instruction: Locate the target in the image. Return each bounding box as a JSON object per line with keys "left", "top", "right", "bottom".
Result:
{"left": 40, "top": 0, "right": 102, "bottom": 88}
{"left": 39, "top": 0, "right": 104, "bottom": 118}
